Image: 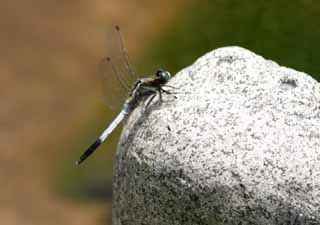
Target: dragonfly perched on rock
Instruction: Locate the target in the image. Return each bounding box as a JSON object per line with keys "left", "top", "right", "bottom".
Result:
{"left": 76, "top": 26, "right": 174, "bottom": 165}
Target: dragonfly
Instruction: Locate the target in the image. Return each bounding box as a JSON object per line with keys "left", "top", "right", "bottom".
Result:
{"left": 76, "top": 26, "right": 173, "bottom": 165}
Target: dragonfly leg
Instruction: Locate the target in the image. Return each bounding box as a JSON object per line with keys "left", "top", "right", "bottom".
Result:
{"left": 158, "top": 87, "right": 163, "bottom": 102}
{"left": 145, "top": 92, "right": 157, "bottom": 109}
{"left": 163, "top": 85, "right": 178, "bottom": 89}
{"left": 161, "top": 88, "right": 172, "bottom": 94}
{"left": 160, "top": 87, "right": 178, "bottom": 99}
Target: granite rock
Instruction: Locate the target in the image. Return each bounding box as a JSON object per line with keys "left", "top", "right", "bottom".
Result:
{"left": 112, "top": 47, "right": 320, "bottom": 225}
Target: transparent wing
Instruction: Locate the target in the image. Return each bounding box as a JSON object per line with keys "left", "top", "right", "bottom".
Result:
{"left": 97, "top": 25, "right": 138, "bottom": 112}
{"left": 98, "top": 57, "right": 129, "bottom": 112}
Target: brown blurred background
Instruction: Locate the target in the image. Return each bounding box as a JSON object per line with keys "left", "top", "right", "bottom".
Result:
{"left": 0, "top": 1, "right": 187, "bottom": 225}
{"left": 2, "top": 0, "right": 320, "bottom": 224}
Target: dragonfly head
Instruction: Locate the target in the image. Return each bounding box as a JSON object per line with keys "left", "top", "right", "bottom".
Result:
{"left": 156, "top": 69, "right": 171, "bottom": 83}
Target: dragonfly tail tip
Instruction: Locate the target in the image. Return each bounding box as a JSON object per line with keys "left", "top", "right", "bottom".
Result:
{"left": 75, "top": 139, "right": 102, "bottom": 166}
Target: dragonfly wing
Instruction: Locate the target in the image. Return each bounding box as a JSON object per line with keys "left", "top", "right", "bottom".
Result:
{"left": 98, "top": 25, "right": 137, "bottom": 112}
{"left": 97, "top": 59, "right": 127, "bottom": 113}
{"left": 76, "top": 109, "right": 128, "bottom": 165}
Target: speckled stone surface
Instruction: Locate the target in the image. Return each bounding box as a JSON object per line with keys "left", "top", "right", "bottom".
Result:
{"left": 112, "top": 47, "right": 320, "bottom": 225}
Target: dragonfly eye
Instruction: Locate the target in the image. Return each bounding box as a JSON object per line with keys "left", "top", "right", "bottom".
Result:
{"left": 156, "top": 69, "right": 171, "bottom": 82}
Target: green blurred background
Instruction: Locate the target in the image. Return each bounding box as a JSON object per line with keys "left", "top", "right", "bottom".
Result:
{"left": 2, "top": 0, "right": 319, "bottom": 225}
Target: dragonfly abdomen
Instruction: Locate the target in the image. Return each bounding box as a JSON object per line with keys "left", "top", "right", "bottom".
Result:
{"left": 76, "top": 107, "right": 129, "bottom": 165}
{"left": 100, "top": 108, "right": 129, "bottom": 142}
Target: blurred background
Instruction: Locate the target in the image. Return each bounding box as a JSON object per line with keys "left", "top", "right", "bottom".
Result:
{"left": 1, "top": 0, "right": 319, "bottom": 225}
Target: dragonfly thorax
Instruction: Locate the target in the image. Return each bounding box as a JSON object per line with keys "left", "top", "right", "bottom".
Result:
{"left": 124, "top": 70, "right": 171, "bottom": 113}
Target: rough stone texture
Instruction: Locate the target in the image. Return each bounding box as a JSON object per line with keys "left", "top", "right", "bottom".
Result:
{"left": 112, "top": 47, "right": 320, "bottom": 225}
